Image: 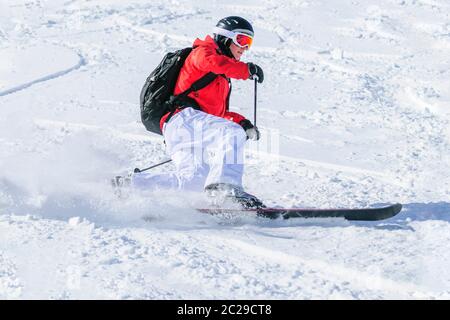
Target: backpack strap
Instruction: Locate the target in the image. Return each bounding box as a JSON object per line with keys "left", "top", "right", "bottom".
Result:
{"left": 165, "top": 72, "right": 218, "bottom": 123}
{"left": 225, "top": 78, "right": 232, "bottom": 111}
{"left": 177, "top": 72, "right": 217, "bottom": 99}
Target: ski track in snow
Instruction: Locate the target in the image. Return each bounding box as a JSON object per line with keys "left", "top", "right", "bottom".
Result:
{"left": 223, "top": 238, "right": 431, "bottom": 299}
{"left": 0, "top": 52, "right": 86, "bottom": 97}
{"left": 1, "top": 0, "right": 450, "bottom": 299}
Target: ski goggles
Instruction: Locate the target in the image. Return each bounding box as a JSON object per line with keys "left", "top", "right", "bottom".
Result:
{"left": 213, "top": 27, "right": 254, "bottom": 49}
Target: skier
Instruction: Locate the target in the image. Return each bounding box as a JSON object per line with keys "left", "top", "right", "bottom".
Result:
{"left": 115, "top": 16, "right": 265, "bottom": 208}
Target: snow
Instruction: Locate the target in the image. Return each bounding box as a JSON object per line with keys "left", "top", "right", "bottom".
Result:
{"left": 0, "top": 0, "right": 449, "bottom": 299}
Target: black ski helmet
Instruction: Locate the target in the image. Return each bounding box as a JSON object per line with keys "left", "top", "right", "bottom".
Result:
{"left": 213, "top": 16, "right": 254, "bottom": 58}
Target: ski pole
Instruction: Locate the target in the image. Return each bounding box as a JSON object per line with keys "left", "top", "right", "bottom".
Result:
{"left": 134, "top": 159, "right": 172, "bottom": 173}
{"left": 254, "top": 78, "right": 257, "bottom": 126}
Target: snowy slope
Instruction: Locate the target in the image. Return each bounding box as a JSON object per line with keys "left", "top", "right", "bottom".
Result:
{"left": 0, "top": 0, "right": 449, "bottom": 299}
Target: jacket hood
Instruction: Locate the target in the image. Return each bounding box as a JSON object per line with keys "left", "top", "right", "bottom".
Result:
{"left": 193, "top": 35, "right": 219, "bottom": 49}
{"left": 193, "top": 35, "right": 234, "bottom": 58}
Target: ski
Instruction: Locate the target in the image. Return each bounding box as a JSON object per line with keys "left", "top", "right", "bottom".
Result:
{"left": 198, "top": 203, "right": 402, "bottom": 221}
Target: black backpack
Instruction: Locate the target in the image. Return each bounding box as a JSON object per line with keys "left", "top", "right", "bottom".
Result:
{"left": 139, "top": 47, "right": 217, "bottom": 135}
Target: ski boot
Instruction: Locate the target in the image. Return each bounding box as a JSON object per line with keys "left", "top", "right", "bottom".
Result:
{"left": 205, "top": 183, "right": 265, "bottom": 209}
{"left": 111, "top": 173, "right": 132, "bottom": 198}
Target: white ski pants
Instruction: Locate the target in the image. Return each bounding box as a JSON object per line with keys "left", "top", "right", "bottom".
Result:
{"left": 132, "top": 107, "right": 247, "bottom": 192}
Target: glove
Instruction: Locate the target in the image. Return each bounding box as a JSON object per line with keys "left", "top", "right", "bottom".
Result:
{"left": 240, "top": 119, "right": 260, "bottom": 141}
{"left": 247, "top": 63, "right": 264, "bottom": 83}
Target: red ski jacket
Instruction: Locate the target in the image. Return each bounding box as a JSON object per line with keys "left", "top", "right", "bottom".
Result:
{"left": 160, "top": 35, "right": 250, "bottom": 131}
